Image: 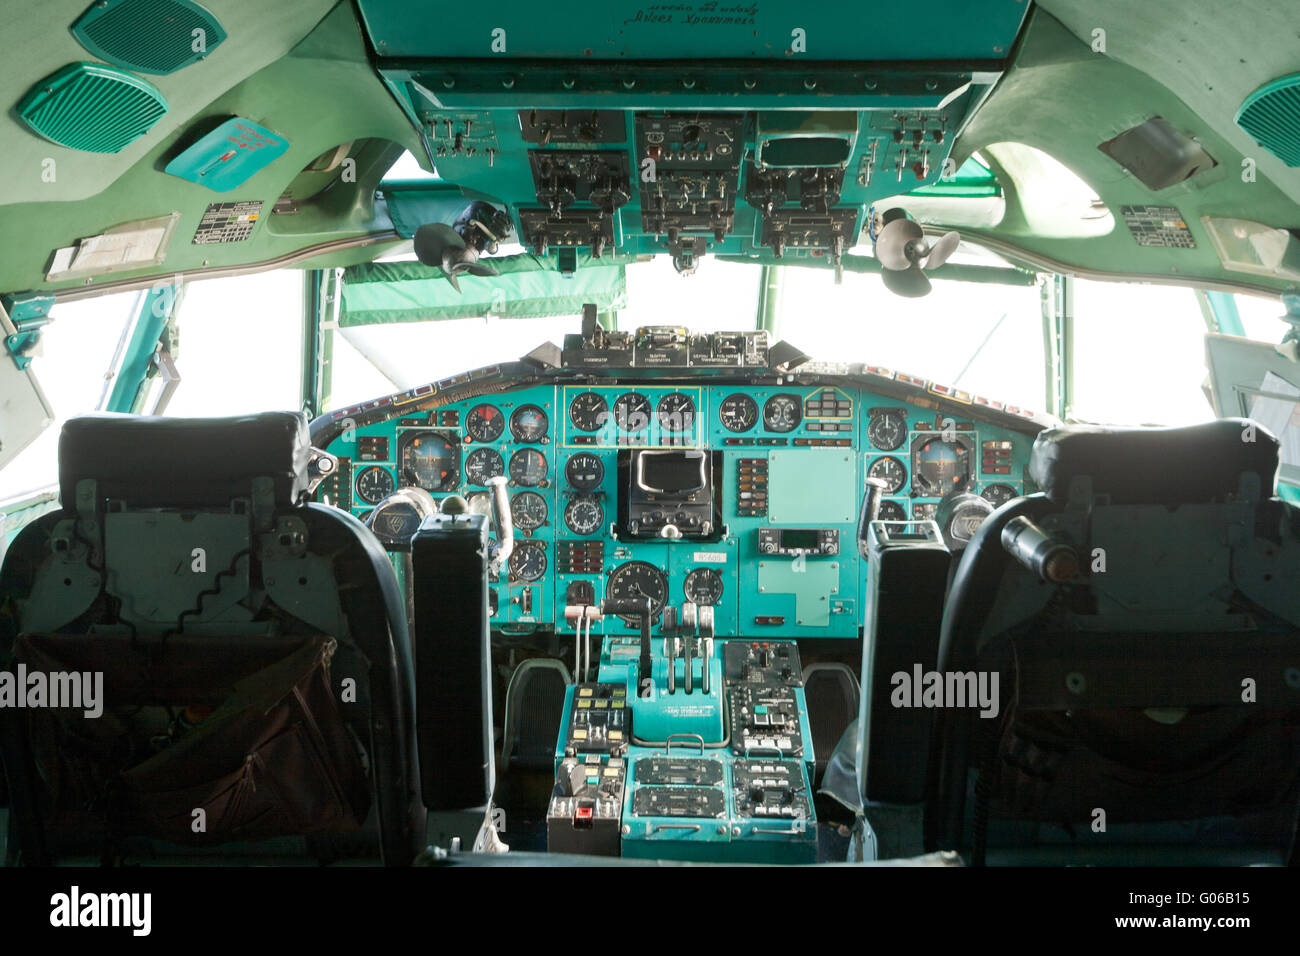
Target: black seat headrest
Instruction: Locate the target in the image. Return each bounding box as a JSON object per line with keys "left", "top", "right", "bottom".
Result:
{"left": 1028, "top": 418, "right": 1278, "bottom": 505}
{"left": 60, "top": 412, "right": 312, "bottom": 510}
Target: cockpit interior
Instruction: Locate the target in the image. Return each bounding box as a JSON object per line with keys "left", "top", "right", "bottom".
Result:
{"left": 2, "top": 0, "right": 1300, "bottom": 892}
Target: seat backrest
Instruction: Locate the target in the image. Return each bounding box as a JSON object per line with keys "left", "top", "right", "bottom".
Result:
{"left": 501, "top": 659, "right": 572, "bottom": 770}
{"left": 928, "top": 418, "right": 1300, "bottom": 864}
{"left": 802, "top": 663, "right": 859, "bottom": 786}
{"left": 0, "top": 412, "right": 421, "bottom": 865}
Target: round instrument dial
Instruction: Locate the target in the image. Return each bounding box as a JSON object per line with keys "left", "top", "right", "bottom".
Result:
{"left": 868, "top": 456, "right": 908, "bottom": 495}
{"left": 508, "top": 448, "right": 549, "bottom": 487}
{"left": 563, "top": 496, "right": 604, "bottom": 535}
{"left": 355, "top": 466, "right": 395, "bottom": 505}
{"left": 465, "top": 404, "right": 505, "bottom": 443}
{"left": 719, "top": 393, "right": 759, "bottom": 433}
{"left": 867, "top": 411, "right": 907, "bottom": 451}
{"left": 398, "top": 431, "right": 459, "bottom": 492}
{"left": 981, "top": 483, "right": 1017, "bottom": 507}
{"left": 762, "top": 394, "right": 802, "bottom": 433}
{"left": 464, "top": 448, "right": 504, "bottom": 486}
{"left": 877, "top": 500, "right": 907, "bottom": 521}
{"left": 510, "top": 491, "right": 548, "bottom": 532}
{"left": 606, "top": 561, "right": 669, "bottom": 625}
{"left": 509, "top": 404, "right": 549, "bottom": 442}
{"left": 656, "top": 392, "right": 696, "bottom": 432}
{"left": 878, "top": 496, "right": 909, "bottom": 520}
{"left": 911, "top": 438, "right": 971, "bottom": 497}
{"left": 508, "top": 542, "right": 547, "bottom": 582}
{"left": 683, "top": 567, "right": 724, "bottom": 607}
{"left": 568, "top": 391, "right": 610, "bottom": 432}
{"left": 612, "top": 393, "right": 652, "bottom": 433}
{"left": 565, "top": 452, "right": 604, "bottom": 491}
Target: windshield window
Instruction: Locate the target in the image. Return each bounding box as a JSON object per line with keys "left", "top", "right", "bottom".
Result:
{"left": 334, "top": 313, "right": 578, "bottom": 403}
{"left": 617, "top": 257, "right": 759, "bottom": 333}
{"left": 777, "top": 256, "right": 1047, "bottom": 412}
{"left": 1071, "top": 280, "right": 1212, "bottom": 426}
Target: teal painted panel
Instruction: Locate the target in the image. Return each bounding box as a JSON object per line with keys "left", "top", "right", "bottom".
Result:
{"left": 756, "top": 557, "right": 840, "bottom": 628}
{"left": 358, "top": 0, "right": 1027, "bottom": 61}
{"left": 630, "top": 654, "right": 726, "bottom": 741}
{"left": 768, "top": 448, "right": 856, "bottom": 523}
{"left": 164, "top": 118, "right": 289, "bottom": 193}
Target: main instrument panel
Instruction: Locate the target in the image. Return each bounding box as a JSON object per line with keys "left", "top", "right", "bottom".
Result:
{"left": 320, "top": 371, "right": 1036, "bottom": 641}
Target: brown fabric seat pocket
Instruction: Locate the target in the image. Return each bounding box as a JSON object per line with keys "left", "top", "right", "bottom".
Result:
{"left": 15, "top": 632, "right": 369, "bottom": 845}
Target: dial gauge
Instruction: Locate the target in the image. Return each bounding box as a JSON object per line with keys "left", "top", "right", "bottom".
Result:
{"left": 867, "top": 411, "right": 907, "bottom": 451}
{"left": 877, "top": 500, "right": 908, "bottom": 521}
{"left": 911, "top": 438, "right": 972, "bottom": 497}
{"left": 508, "top": 542, "right": 547, "bottom": 582}
{"left": 563, "top": 496, "right": 604, "bottom": 535}
{"left": 509, "top": 404, "right": 549, "bottom": 442}
{"left": 762, "top": 394, "right": 802, "bottom": 433}
{"left": 656, "top": 392, "right": 696, "bottom": 432}
{"left": 606, "top": 561, "right": 669, "bottom": 625}
{"left": 511, "top": 491, "right": 548, "bottom": 532}
{"left": 464, "top": 448, "right": 504, "bottom": 485}
{"left": 565, "top": 452, "right": 604, "bottom": 491}
{"left": 868, "top": 456, "right": 908, "bottom": 495}
{"left": 612, "top": 393, "right": 652, "bottom": 433}
{"left": 981, "top": 483, "right": 1017, "bottom": 507}
{"left": 568, "top": 391, "right": 610, "bottom": 432}
{"left": 508, "top": 448, "right": 549, "bottom": 487}
{"left": 355, "top": 466, "right": 395, "bottom": 505}
{"left": 683, "top": 567, "right": 724, "bottom": 607}
{"left": 398, "top": 431, "right": 459, "bottom": 492}
{"left": 719, "top": 393, "right": 759, "bottom": 433}
{"left": 465, "top": 404, "right": 505, "bottom": 443}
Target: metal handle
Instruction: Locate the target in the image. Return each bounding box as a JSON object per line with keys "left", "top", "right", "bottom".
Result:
{"left": 666, "top": 733, "right": 705, "bottom": 755}
{"left": 487, "top": 474, "right": 514, "bottom": 565}
{"left": 650, "top": 824, "right": 701, "bottom": 834}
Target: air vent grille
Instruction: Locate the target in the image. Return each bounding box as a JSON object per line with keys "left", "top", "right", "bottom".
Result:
{"left": 72, "top": 0, "right": 226, "bottom": 74}
{"left": 1236, "top": 74, "right": 1300, "bottom": 168}
{"left": 18, "top": 63, "right": 168, "bottom": 153}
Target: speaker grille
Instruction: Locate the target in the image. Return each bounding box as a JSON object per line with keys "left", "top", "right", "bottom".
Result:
{"left": 18, "top": 63, "right": 168, "bottom": 153}
{"left": 1236, "top": 74, "right": 1300, "bottom": 168}
{"left": 72, "top": 0, "right": 226, "bottom": 74}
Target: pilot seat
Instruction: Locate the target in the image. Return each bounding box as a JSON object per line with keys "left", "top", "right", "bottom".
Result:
{"left": 928, "top": 419, "right": 1300, "bottom": 865}
{"left": 0, "top": 413, "right": 422, "bottom": 865}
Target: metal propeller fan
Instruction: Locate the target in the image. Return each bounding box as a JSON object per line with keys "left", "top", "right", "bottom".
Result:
{"left": 873, "top": 216, "right": 960, "bottom": 298}
{"left": 413, "top": 222, "right": 500, "bottom": 292}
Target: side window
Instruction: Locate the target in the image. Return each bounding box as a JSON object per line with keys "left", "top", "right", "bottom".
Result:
{"left": 0, "top": 292, "right": 137, "bottom": 499}
{"left": 162, "top": 271, "right": 304, "bottom": 417}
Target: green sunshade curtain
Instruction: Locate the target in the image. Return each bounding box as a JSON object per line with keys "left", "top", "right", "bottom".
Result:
{"left": 340, "top": 254, "right": 628, "bottom": 326}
